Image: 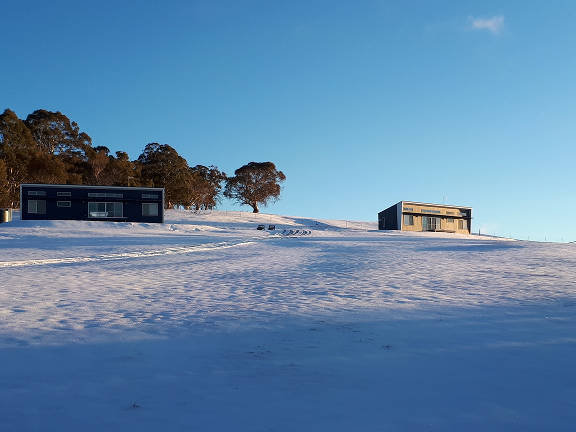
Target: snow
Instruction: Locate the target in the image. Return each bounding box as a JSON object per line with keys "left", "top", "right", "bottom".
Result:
{"left": 1, "top": 209, "right": 575, "bottom": 431}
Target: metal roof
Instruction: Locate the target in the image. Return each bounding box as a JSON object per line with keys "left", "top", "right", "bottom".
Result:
{"left": 21, "top": 184, "right": 164, "bottom": 191}
{"left": 400, "top": 201, "right": 472, "bottom": 210}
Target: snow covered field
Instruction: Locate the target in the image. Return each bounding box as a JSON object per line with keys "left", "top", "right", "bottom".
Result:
{"left": 1, "top": 210, "right": 575, "bottom": 431}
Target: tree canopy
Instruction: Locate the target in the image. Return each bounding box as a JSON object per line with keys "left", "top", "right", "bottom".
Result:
{"left": 24, "top": 109, "right": 91, "bottom": 156}
{"left": 187, "top": 165, "right": 227, "bottom": 211}
{"left": 224, "top": 162, "right": 286, "bottom": 213}
{"left": 0, "top": 109, "right": 36, "bottom": 207}
{"left": 0, "top": 107, "right": 285, "bottom": 212}
{"left": 137, "top": 143, "right": 192, "bottom": 208}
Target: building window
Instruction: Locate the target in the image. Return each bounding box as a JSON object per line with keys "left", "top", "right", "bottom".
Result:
{"left": 423, "top": 216, "right": 441, "bottom": 231}
{"left": 403, "top": 214, "right": 414, "bottom": 226}
{"left": 87, "top": 192, "right": 123, "bottom": 198}
{"left": 403, "top": 207, "right": 413, "bottom": 212}
{"left": 458, "top": 220, "right": 468, "bottom": 230}
{"left": 142, "top": 203, "right": 159, "bottom": 217}
{"left": 28, "top": 200, "right": 46, "bottom": 214}
{"left": 422, "top": 209, "right": 441, "bottom": 214}
{"left": 88, "top": 202, "right": 123, "bottom": 218}
{"left": 57, "top": 201, "right": 71, "bottom": 207}
{"left": 57, "top": 191, "right": 71, "bottom": 197}
{"left": 142, "top": 193, "right": 159, "bottom": 199}
{"left": 28, "top": 191, "right": 46, "bottom": 196}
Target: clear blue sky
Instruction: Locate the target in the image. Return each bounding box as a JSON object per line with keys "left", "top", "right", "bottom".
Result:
{"left": 2, "top": 0, "right": 575, "bottom": 241}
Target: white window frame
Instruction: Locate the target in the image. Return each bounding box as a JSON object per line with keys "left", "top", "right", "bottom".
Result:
{"left": 28, "top": 191, "right": 46, "bottom": 196}
{"left": 88, "top": 192, "right": 123, "bottom": 198}
{"left": 423, "top": 216, "right": 441, "bottom": 231}
{"left": 88, "top": 202, "right": 123, "bottom": 218}
{"left": 28, "top": 200, "right": 46, "bottom": 214}
{"left": 142, "top": 202, "right": 159, "bottom": 217}
{"left": 403, "top": 214, "right": 414, "bottom": 226}
{"left": 57, "top": 201, "right": 72, "bottom": 208}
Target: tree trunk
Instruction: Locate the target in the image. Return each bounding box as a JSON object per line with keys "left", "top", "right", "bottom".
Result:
{"left": 251, "top": 202, "right": 259, "bottom": 213}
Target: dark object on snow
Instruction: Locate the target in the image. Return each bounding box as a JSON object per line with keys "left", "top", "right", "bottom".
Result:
{"left": 20, "top": 184, "right": 165, "bottom": 223}
{"left": 268, "top": 225, "right": 275, "bottom": 230}
{"left": 257, "top": 224, "right": 265, "bottom": 230}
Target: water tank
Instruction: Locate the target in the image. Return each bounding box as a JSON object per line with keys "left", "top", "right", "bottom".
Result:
{"left": 0, "top": 208, "right": 12, "bottom": 223}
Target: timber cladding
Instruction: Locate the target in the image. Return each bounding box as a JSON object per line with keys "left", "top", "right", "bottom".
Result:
{"left": 379, "top": 201, "right": 472, "bottom": 234}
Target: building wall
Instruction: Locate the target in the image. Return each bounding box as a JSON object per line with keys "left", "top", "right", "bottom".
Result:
{"left": 378, "top": 202, "right": 472, "bottom": 234}
{"left": 378, "top": 203, "right": 400, "bottom": 230}
{"left": 400, "top": 202, "right": 471, "bottom": 234}
{"left": 20, "top": 184, "right": 164, "bottom": 223}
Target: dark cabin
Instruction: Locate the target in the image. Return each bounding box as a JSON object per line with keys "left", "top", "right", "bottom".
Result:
{"left": 20, "top": 184, "right": 164, "bottom": 223}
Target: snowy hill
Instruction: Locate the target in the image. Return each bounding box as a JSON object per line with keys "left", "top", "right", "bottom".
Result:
{"left": 1, "top": 210, "right": 575, "bottom": 431}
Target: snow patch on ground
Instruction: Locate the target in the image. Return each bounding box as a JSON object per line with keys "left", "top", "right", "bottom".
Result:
{"left": 0, "top": 209, "right": 575, "bottom": 430}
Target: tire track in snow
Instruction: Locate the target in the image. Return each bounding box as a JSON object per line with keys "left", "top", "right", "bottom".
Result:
{"left": 0, "top": 240, "right": 256, "bottom": 268}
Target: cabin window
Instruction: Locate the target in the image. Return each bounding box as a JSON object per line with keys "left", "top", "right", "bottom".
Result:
{"left": 403, "top": 214, "right": 414, "bottom": 226}
{"left": 142, "top": 193, "right": 159, "bottom": 199}
{"left": 28, "top": 191, "right": 46, "bottom": 196}
{"left": 142, "top": 203, "right": 159, "bottom": 217}
{"left": 88, "top": 202, "right": 123, "bottom": 218}
{"left": 57, "top": 191, "right": 71, "bottom": 197}
{"left": 88, "top": 192, "right": 123, "bottom": 198}
{"left": 458, "top": 220, "right": 468, "bottom": 230}
{"left": 28, "top": 200, "right": 46, "bottom": 214}
{"left": 57, "top": 201, "right": 71, "bottom": 208}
